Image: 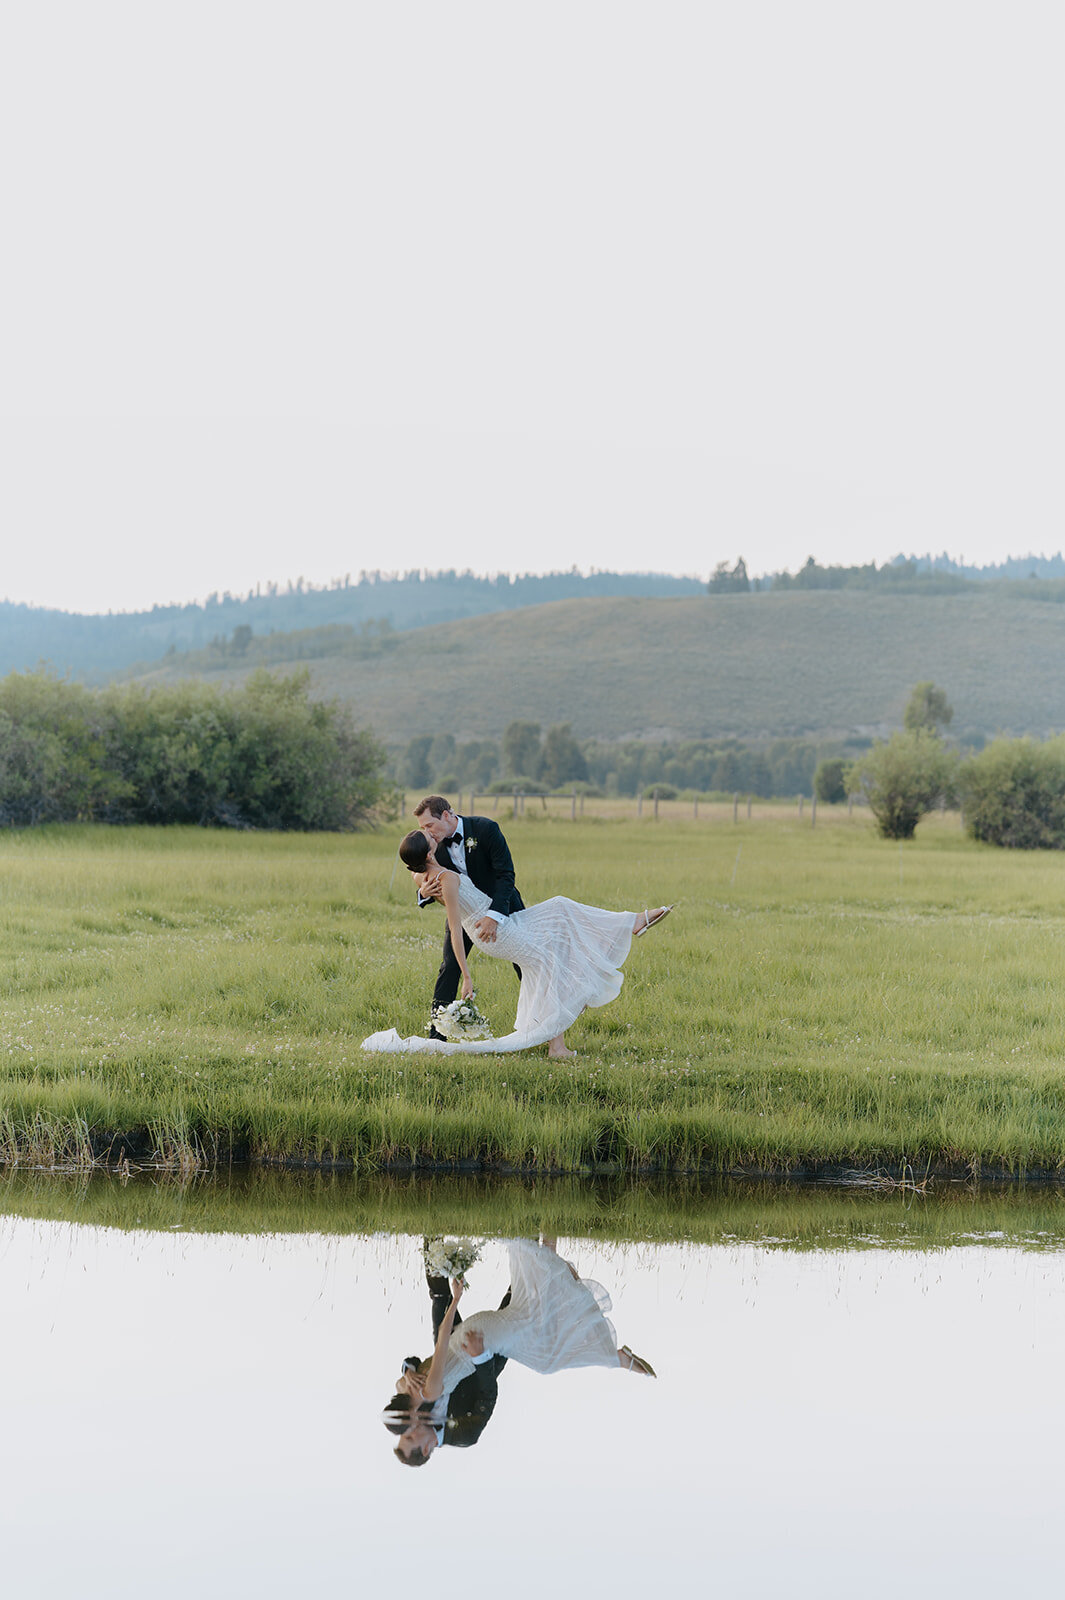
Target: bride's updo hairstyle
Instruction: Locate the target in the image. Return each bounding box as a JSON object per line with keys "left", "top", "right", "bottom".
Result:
{"left": 399, "top": 830, "right": 433, "bottom": 871}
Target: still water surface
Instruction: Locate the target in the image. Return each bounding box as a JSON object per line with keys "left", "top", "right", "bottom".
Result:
{"left": 1, "top": 1176, "right": 1062, "bottom": 1598}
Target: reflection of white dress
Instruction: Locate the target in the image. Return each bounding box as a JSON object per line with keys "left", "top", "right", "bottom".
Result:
{"left": 439, "top": 1240, "right": 619, "bottom": 1399}
{"left": 362, "top": 876, "right": 634, "bottom": 1054}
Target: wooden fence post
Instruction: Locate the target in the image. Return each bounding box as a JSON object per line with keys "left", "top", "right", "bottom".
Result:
{"left": 637, "top": 792, "right": 643, "bottom": 818}
{"left": 571, "top": 789, "right": 577, "bottom": 820}
{"left": 653, "top": 787, "right": 660, "bottom": 821}
{"left": 733, "top": 792, "right": 739, "bottom": 823}
{"left": 746, "top": 796, "right": 752, "bottom": 820}
{"left": 811, "top": 794, "right": 817, "bottom": 827}
{"left": 798, "top": 794, "right": 804, "bottom": 817}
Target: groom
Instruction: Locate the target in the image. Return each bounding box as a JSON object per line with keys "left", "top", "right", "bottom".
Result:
{"left": 413, "top": 795, "right": 523, "bottom": 1039}
{"left": 424, "top": 1250, "right": 511, "bottom": 1449}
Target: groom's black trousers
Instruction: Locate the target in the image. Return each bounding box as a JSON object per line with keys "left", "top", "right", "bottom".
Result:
{"left": 432, "top": 925, "right": 521, "bottom": 1019}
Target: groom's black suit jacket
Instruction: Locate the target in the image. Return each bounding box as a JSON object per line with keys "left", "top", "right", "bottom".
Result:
{"left": 432, "top": 815, "right": 524, "bottom": 918}
{"left": 427, "top": 1271, "right": 511, "bottom": 1450}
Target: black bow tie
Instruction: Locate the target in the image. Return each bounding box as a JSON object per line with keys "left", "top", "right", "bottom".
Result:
{"left": 442, "top": 835, "right": 460, "bottom": 848}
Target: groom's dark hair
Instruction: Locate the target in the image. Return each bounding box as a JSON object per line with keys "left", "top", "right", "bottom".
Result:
{"left": 414, "top": 795, "right": 452, "bottom": 819}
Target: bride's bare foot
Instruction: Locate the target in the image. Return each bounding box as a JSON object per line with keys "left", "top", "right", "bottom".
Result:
{"left": 547, "top": 1034, "right": 576, "bottom": 1058}
{"left": 633, "top": 905, "right": 673, "bottom": 938}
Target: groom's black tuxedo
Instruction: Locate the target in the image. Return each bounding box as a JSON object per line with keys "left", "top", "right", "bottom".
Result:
{"left": 426, "top": 1268, "right": 510, "bottom": 1450}
{"left": 423, "top": 814, "right": 524, "bottom": 1024}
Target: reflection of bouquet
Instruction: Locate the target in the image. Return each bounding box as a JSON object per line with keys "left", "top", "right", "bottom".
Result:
{"left": 431, "top": 994, "right": 493, "bottom": 1041}
{"left": 423, "top": 1236, "right": 481, "bottom": 1285}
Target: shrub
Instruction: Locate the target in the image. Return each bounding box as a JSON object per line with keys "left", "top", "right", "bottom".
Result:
{"left": 958, "top": 736, "right": 1065, "bottom": 848}
{"left": 0, "top": 668, "right": 387, "bottom": 830}
{"left": 847, "top": 731, "right": 957, "bottom": 840}
{"left": 814, "top": 758, "right": 848, "bottom": 804}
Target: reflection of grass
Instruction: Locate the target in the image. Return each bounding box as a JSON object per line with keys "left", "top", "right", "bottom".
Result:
{"left": 1, "top": 817, "right": 1065, "bottom": 1174}
{"left": 4, "top": 1167, "right": 1065, "bottom": 1253}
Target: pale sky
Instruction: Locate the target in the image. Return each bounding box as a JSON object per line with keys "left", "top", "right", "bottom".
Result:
{"left": 2, "top": 1, "right": 1062, "bottom": 615}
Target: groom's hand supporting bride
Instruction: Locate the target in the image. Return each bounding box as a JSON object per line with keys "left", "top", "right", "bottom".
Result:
{"left": 472, "top": 917, "right": 496, "bottom": 943}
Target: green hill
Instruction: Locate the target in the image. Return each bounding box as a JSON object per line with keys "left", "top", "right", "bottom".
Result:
{"left": 126, "top": 589, "right": 1065, "bottom": 744}
{"left": 0, "top": 568, "right": 703, "bottom": 678}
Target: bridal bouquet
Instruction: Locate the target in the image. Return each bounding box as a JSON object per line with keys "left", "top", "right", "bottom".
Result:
{"left": 423, "top": 1236, "right": 482, "bottom": 1285}
{"left": 431, "top": 994, "right": 493, "bottom": 1041}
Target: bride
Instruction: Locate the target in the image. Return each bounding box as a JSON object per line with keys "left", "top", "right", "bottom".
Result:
{"left": 384, "top": 1237, "right": 655, "bottom": 1467}
{"left": 361, "top": 828, "right": 672, "bottom": 1057}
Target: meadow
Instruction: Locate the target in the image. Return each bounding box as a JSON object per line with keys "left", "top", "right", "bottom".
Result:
{"left": 1, "top": 806, "right": 1065, "bottom": 1176}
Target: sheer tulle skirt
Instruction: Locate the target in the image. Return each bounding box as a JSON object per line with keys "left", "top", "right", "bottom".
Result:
{"left": 455, "top": 1240, "right": 618, "bottom": 1377}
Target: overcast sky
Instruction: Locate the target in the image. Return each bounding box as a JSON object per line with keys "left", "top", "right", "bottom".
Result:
{"left": 2, "top": 1, "right": 1062, "bottom": 615}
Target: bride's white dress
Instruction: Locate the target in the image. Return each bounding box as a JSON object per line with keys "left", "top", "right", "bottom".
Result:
{"left": 362, "top": 875, "right": 634, "bottom": 1054}
{"left": 439, "top": 1239, "right": 619, "bottom": 1399}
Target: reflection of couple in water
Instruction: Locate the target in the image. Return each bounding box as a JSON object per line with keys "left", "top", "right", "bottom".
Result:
{"left": 383, "top": 1237, "right": 655, "bottom": 1467}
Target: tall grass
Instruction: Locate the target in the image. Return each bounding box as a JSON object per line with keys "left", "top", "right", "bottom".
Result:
{"left": 1, "top": 814, "right": 1065, "bottom": 1173}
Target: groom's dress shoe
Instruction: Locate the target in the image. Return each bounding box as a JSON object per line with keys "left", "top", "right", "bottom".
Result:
{"left": 428, "top": 1026, "right": 447, "bottom": 1041}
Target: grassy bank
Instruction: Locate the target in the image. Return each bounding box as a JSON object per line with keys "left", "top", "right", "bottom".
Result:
{"left": 1, "top": 812, "right": 1065, "bottom": 1175}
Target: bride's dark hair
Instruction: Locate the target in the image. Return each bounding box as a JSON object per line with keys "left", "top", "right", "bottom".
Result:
{"left": 382, "top": 1392, "right": 437, "bottom": 1465}
{"left": 399, "top": 830, "right": 433, "bottom": 871}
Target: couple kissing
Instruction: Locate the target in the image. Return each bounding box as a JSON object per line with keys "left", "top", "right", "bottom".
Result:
{"left": 360, "top": 794, "right": 672, "bottom": 1057}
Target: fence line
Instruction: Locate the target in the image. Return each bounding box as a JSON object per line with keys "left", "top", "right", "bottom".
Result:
{"left": 432, "top": 790, "right": 872, "bottom": 823}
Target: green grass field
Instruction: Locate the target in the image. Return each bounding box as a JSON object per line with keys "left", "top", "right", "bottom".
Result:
{"left": 2, "top": 809, "right": 1065, "bottom": 1176}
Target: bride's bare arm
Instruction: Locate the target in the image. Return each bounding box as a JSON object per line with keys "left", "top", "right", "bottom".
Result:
{"left": 438, "top": 871, "right": 474, "bottom": 999}
{"left": 422, "top": 1279, "right": 464, "bottom": 1402}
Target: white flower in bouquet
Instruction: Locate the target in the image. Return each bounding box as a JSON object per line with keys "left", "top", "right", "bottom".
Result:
{"left": 423, "top": 1236, "right": 482, "bottom": 1285}
{"left": 431, "top": 993, "right": 493, "bottom": 1041}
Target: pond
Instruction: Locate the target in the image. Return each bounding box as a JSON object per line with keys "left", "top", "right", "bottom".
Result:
{"left": 2, "top": 1172, "right": 1063, "bottom": 1598}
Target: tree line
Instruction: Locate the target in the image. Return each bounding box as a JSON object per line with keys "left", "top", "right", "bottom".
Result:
{"left": 0, "top": 568, "right": 704, "bottom": 678}
{"left": 709, "top": 552, "right": 1065, "bottom": 594}
{"left": 398, "top": 722, "right": 861, "bottom": 800}
{"left": 0, "top": 669, "right": 387, "bottom": 830}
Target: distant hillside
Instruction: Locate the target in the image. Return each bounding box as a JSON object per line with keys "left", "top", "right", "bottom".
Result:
{"left": 0, "top": 568, "right": 704, "bottom": 678}
{"left": 127, "top": 589, "right": 1065, "bottom": 743}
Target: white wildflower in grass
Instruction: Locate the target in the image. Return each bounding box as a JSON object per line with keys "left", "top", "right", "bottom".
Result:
{"left": 430, "top": 994, "right": 493, "bottom": 1041}
{"left": 423, "top": 1236, "right": 482, "bottom": 1285}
